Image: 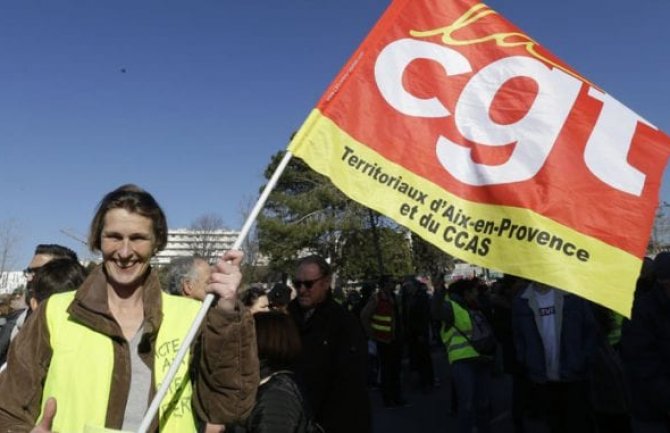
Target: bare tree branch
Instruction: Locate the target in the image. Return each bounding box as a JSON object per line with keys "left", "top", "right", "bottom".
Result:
{"left": 0, "top": 219, "right": 21, "bottom": 275}
{"left": 187, "top": 213, "right": 227, "bottom": 262}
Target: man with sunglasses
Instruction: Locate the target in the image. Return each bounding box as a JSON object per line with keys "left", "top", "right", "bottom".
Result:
{"left": 0, "top": 244, "right": 78, "bottom": 365}
{"left": 288, "top": 255, "right": 371, "bottom": 433}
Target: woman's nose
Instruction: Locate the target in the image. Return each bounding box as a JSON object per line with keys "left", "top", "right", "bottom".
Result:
{"left": 118, "top": 240, "right": 132, "bottom": 258}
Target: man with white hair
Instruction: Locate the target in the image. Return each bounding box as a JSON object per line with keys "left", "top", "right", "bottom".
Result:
{"left": 165, "top": 255, "right": 211, "bottom": 301}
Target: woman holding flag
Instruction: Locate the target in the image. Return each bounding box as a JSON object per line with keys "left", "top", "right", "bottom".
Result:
{"left": 0, "top": 184, "right": 259, "bottom": 433}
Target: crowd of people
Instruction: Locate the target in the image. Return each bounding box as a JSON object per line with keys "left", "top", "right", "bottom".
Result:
{"left": 358, "top": 261, "right": 667, "bottom": 433}
{"left": 335, "top": 258, "right": 668, "bottom": 433}
{"left": 0, "top": 183, "right": 668, "bottom": 433}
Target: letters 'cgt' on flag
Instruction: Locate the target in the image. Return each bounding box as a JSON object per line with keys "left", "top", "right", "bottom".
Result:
{"left": 288, "top": 0, "right": 670, "bottom": 316}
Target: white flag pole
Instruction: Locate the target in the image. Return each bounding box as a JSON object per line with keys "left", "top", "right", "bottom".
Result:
{"left": 137, "top": 150, "right": 295, "bottom": 433}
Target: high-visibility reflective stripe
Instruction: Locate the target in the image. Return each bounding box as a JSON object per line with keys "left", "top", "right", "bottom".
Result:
{"left": 372, "top": 315, "right": 392, "bottom": 322}
{"left": 371, "top": 323, "right": 392, "bottom": 332}
{"left": 448, "top": 341, "right": 472, "bottom": 352}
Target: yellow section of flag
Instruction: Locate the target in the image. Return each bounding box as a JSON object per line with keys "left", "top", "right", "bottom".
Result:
{"left": 290, "top": 109, "right": 640, "bottom": 316}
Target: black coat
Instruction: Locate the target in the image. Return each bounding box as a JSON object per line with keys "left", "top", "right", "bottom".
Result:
{"left": 289, "top": 294, "right": 371, "bottom": 433}
{"left": 230, "top": 371, "right": 310, "bottom": 433}
{"left": 621, "top": 283, "right": 670, "bottom": 423}
{"left": 405, "top": 287, "right": 431, "bottom": 339}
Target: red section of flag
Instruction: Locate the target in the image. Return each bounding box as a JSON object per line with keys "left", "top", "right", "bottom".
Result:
{"left": 314, "top": 0, "right": 670, "bottom": 257}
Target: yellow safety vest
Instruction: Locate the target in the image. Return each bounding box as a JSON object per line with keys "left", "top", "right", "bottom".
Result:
{"left": 41, "top": 291, "right": 201, "bottom": 433}
{"left": 440, "top": 299, "right": 479, "bottom": 364}
{"left": 370, "top": 294, "right": 394, "bottom": 343}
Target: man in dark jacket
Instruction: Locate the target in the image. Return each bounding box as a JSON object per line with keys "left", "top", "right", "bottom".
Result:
{"left": 512, "top": 281, "right": 597, "bottom": 433}
{"left": 288, "top": 255, "right": 371, "bottom": 433}
{"left": 402, "top": 277, "right": 435, "bottom": 394}
{"left": 622, "top": 252, "right": 670, "bottom": 432}
{"left": 0, "top": 243, "right": 79, "bottom": 365}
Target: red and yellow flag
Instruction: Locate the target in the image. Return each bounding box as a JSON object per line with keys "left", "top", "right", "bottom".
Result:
{"left": 288, "top": 0, "right": 670, "bottom": 315}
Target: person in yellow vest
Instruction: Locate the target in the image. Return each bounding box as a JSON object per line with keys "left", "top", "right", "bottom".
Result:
{"left": 0, "top": 184, "right": 259, "bottom": 433}
{"left": 361, "top": 275, "right": 407, "bottom": 408}
{"left": 433, "top": 278, "right": 494, "bottom": 433}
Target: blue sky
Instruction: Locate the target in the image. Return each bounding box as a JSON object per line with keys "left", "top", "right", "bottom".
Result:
{"left": 1, "top": 0, "right": 669, "bottom": 269}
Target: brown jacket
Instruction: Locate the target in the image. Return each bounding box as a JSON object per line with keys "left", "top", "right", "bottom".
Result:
{"left": 0, "top": 266, "right": 259, "bottom": 432}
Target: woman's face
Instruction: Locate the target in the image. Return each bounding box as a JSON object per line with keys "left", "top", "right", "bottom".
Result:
{"left": 101, "top": 208, "right": 156, "bottom": 290}
{"left": 250, "top": 295, "right": 270, "bottom": 315}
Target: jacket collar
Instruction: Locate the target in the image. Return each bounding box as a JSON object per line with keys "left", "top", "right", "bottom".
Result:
{"left": 290, "top": 291, "right": 335, "bottom": 324}
{"left": 68, "top": 265, "right": 164, "bottom": 338}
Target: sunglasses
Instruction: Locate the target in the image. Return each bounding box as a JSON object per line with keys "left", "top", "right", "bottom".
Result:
{"left": 292, "top": 276, "right": 325, "bottom": 289}
{"left": 23, "top": 267, "right": 40, "bottom": 278}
